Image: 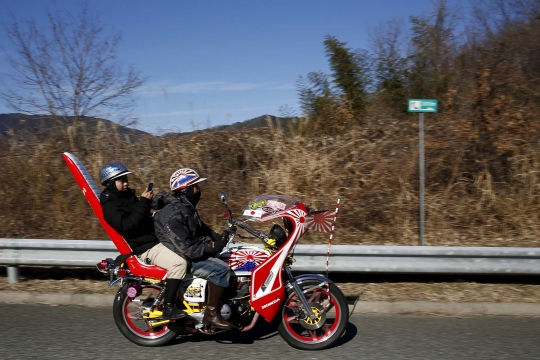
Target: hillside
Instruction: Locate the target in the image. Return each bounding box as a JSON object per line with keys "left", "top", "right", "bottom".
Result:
{"left": 0, "top": 113, "right": 299, "bottom": 144}
{"left": 0, "top": 114, "right": 153, "bottom": 143}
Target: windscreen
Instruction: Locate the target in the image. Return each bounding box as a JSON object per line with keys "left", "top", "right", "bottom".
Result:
{"left": 242, "top": 195, "right": 300, "bottom": 220}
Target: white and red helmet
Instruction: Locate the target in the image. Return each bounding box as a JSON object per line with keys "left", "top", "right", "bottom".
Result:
{"left": 170, "top": 168, "right": 206, "bottom": 192}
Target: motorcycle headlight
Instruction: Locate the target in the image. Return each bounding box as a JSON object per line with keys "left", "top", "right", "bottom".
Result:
{"left": 269, "top": 223, "right": 286, "bottom": 246}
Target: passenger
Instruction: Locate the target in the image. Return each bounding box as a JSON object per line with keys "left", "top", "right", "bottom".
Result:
{"left": 152, "top": 168, "right": 234, "bottom": 329}
{"left": 98, "top": 161, "right": 188, "bottom": 320}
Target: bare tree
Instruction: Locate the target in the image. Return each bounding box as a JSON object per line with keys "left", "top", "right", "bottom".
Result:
{"left": 370, "top": 18, "right": 409, "bottom": 111}
{"left": 408, "top": 0, "right": 460, "bottom": 98}
{"left": 1, "top": 6, "right": 144, "bottom": 124}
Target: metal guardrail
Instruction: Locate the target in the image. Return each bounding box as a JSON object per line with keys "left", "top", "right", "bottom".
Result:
{"left": 2, "top": 239, "right": 540, "bottom": 283}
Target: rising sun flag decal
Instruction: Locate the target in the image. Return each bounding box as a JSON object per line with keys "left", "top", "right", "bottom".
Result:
{"left": 221, "top": 249, "right": 269, "bottom": 271}
{"left": 304, "top": 210, "right": 337, "bottom": 233}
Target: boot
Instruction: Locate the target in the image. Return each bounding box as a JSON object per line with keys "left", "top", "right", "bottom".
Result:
{"left": 203, "top": 282, "right": 233, "bottom": 329}
{"left": 162, "top": 279, "right": 186, "bottom": 320}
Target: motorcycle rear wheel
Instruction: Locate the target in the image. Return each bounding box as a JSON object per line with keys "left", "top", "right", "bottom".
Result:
{"left": 277, "top": 279, "right": 349, "bottom": 350}
{"left": 113, "top": 283, "right": 177, "bottom": 346}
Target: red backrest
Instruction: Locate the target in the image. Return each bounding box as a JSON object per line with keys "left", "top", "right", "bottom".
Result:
{"left": 63, "top": 152, "right": 168, "bottom": 280}
{"left": 63, "top": 152, "right": 132, "bottom": 254}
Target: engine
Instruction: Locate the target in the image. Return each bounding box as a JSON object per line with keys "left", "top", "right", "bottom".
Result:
{"left": 221, "top": 274, "right": 252, "bottom": 321}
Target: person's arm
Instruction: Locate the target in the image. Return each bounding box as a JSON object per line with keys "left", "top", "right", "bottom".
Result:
{"left": 167, "top": 214, "right": 216, "bottom": 260}
{"left": 199, "top": 221, "right": 222, "bottom": 242}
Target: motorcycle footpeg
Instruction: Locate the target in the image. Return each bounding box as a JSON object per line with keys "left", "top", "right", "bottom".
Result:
{"left": 198, "top": 326, "right": 230, "bottom": 335}
{"left": 231, "top": 323, "right": 243, "bottom": 331}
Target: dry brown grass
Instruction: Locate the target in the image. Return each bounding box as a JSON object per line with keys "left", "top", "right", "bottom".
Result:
{"left": 2, "top": 266, "right": 539, "bottom": 303}
{"left": 1, "top": 111, "right": 540, "bottom": 247}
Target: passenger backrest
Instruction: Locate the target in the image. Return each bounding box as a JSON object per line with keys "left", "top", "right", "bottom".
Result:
{"left": 63, "top": 152, "right": 133, "bottom": 255}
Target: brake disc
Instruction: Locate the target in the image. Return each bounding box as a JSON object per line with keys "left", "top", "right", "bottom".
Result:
{"left": 297, "top": 303, "right": 326, "bottom": 330}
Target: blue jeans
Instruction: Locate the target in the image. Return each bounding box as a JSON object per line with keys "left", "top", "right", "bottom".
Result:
{"left": 191, "top": 257, "right": 230, "bottom": 288}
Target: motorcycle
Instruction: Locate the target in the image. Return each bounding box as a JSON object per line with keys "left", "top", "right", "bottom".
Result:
{"left": 63, "top": 152, "right": 349, "bottom": 350}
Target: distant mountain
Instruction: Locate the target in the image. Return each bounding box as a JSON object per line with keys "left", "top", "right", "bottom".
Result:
{"left": 211, "top": 115, "right": 300, "bottom": 133}
{"left": 0, "top": 113, "right": 152, "bottom": 139}
{"left": 0, "top": 113, "right": 301, "bottom": 147}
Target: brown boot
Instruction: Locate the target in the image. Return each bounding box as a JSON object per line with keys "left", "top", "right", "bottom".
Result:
{"left": 203, "top": 282, "right": 233, "bottom": 329}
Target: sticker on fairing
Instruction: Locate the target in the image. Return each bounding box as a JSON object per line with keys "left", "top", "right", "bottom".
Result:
{"left": 243, "top": 209, "right": 265, "bottom": 218}
{"left": 182, "top": 278, "right": 207, "bottom": 303}
{"left": 261, "top": 206, "right": 276, "bottom": 214}
{"left": 249, "top": 200, "right": 267, "bottom": 209}
{"left": 267, "top": 200, "right": 286, "bottom": 210}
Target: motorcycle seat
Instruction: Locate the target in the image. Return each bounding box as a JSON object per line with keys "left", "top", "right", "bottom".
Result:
{"left": 125, "top": 254, "right": 167, "bottom": 279}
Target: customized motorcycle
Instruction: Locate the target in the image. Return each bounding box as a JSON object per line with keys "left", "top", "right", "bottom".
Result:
{"left": 63, "top": 152, "right": 349, "bottom": 350}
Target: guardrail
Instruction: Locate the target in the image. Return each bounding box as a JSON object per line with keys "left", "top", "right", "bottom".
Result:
{"left": 2, "top": 239, "right": 540, "bottom": 283}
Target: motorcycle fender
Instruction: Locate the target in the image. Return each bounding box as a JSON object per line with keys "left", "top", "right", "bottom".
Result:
{"left": 293, "top": 274, "right": 333, "bottom": 285}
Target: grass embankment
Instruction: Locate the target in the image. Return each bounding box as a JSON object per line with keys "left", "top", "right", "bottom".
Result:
{"left": 2, "top": 266, "right": 540, "bottom": 303}
{"left": 1, "top": 115, "right": 540, "bottom": 247}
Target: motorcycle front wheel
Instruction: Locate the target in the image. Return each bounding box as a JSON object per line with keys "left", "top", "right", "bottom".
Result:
{"left": 112, "top": 283, "right": 177, "bottom": 346}
{"left": 278, "top": 279, "right": 349, "bottom": 350}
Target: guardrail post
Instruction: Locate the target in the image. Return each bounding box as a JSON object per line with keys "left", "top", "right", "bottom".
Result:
{"left": 7, "top": 266, "right": 19, "bottom": 284}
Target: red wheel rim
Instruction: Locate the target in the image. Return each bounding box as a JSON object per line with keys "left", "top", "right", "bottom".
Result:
{"left": 282, "top": 286, "right": 341, "bottom": 344}
{"left": 123, "top": 286, "right": 170, "bottom": 338}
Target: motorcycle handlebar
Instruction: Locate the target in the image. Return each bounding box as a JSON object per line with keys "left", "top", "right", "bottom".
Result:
{"left": 233, "top": 220, "right": 270, "bottom": 243}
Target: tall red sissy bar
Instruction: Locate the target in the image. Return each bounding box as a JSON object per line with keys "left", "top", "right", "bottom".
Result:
{"left": 62, "top": 152, "right": 167, "bottom": 280}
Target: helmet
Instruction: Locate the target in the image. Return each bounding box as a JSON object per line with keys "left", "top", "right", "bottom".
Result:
{"left": 170, "top": 168, "right": 206, "bottom": 191}
{"left": 99, "top": 161, "right": 132, "bottom": 185}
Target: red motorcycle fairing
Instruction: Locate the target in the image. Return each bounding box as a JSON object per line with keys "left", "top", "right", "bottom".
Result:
{"left": 249, "top": 247, "right": 286, "bottom": 321}
{"left": 249, "top": 208, "right": 307, "bottom": 321}
{"left": 62, "top": 152, "right": 167, "bottom": 280}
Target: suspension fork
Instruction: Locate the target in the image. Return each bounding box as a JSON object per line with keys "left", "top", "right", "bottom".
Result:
{"left": 284, "top": 266, "right": 317, "bottom": 320}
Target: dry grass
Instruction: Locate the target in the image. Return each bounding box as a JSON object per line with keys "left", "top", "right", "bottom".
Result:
{"left": 2, "top": 114, "right": 540, "bottom": 247}
{"left": 337, "top": 282, "right": 540, "bottom": 303}
{"left": 1, "top": 266, "right": 539, "bottom": 303}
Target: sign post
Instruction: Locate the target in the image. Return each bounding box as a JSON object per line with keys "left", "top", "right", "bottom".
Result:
{"left": 408, "top": 99, "right": 438, "bottom": 246}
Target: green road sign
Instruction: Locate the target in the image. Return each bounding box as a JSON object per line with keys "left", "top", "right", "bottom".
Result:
{"left": 408, "top": 99, "right": 438, "bottom": 113}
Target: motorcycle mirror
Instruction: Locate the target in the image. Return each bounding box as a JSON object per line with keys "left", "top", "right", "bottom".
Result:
{"left": 220, "top": 191, "right": 228, "bottom": 206}
{"left": 220, "top": 191, "right": 233, "bottom": 224}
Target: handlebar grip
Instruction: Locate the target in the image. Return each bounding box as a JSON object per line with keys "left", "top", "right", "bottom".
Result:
{"left": 234, "top": 220, "right": 269, "bottom": 241}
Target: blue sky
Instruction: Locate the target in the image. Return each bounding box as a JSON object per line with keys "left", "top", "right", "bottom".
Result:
{"left": 0, "top": 0, "right": 467, "bottom": 134}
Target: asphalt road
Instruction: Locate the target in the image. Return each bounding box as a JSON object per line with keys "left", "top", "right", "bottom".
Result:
{"left": 1, "top": 304, "right": 540, "bottom": 360}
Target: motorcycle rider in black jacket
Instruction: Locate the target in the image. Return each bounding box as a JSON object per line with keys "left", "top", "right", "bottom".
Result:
{"left": 98, "top": 161, "right": 188, "bottom": 320}
{"left": 152, "top": 168, "right": 234, "bottom": 330}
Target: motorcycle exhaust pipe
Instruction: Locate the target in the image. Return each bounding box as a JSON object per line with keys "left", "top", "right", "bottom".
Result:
{"left": 239, "top": 313, "right": 260, "bottom": 332}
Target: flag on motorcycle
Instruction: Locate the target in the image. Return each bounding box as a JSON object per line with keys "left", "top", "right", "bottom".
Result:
{"left": 304, "top": 210, "right": 337, "bottom": 233}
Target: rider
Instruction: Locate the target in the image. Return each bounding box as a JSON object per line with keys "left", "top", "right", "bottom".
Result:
{"left": 152, "top": 168, "right": 234, "bottom": 330}
{"left": 98, "top": 161, "right": 188, "bottom": 320}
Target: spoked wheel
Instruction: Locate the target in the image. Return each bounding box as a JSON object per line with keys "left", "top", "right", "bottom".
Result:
{"left": 112, "top": 283, "right": 177, "bottom": 346}
{"left": 278, "top": 279, "right": 349, "bottom": 350}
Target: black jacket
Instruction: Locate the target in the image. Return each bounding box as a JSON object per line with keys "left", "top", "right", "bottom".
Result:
{"left": 152, "top": 191, "right": 221, "bottom": 262}
{"left": 100, "top": 188, "right": 159, "bottom": 255}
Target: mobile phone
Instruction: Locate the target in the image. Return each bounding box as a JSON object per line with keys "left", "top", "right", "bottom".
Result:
{"left": 147, "top": 182, "right": 154, "bottom": 191}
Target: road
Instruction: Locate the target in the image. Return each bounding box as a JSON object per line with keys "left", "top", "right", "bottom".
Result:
{"left": 1, "top": 304, "right": 539, "bottom": 359}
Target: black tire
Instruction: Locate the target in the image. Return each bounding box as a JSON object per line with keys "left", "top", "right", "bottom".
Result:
{"left": 277, "top": 279, "right": 349, "bottom": 350}
{"left": 112, "top": 283, "right": 177, "bottom": 346}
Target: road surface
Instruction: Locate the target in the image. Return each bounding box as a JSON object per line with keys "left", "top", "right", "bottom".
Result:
{"left": 1, "top": 304, "right": 539, "bottom": 359}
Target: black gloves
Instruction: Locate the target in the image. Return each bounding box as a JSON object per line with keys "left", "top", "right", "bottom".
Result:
{"left": 213, "top": 237, "right": 227, "bottom": 253}
{"left": 212, "top": 227, "right": 236, "bottom": 254}
{"left": 221, "top": 229, "right": 230, "bottom": 241}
